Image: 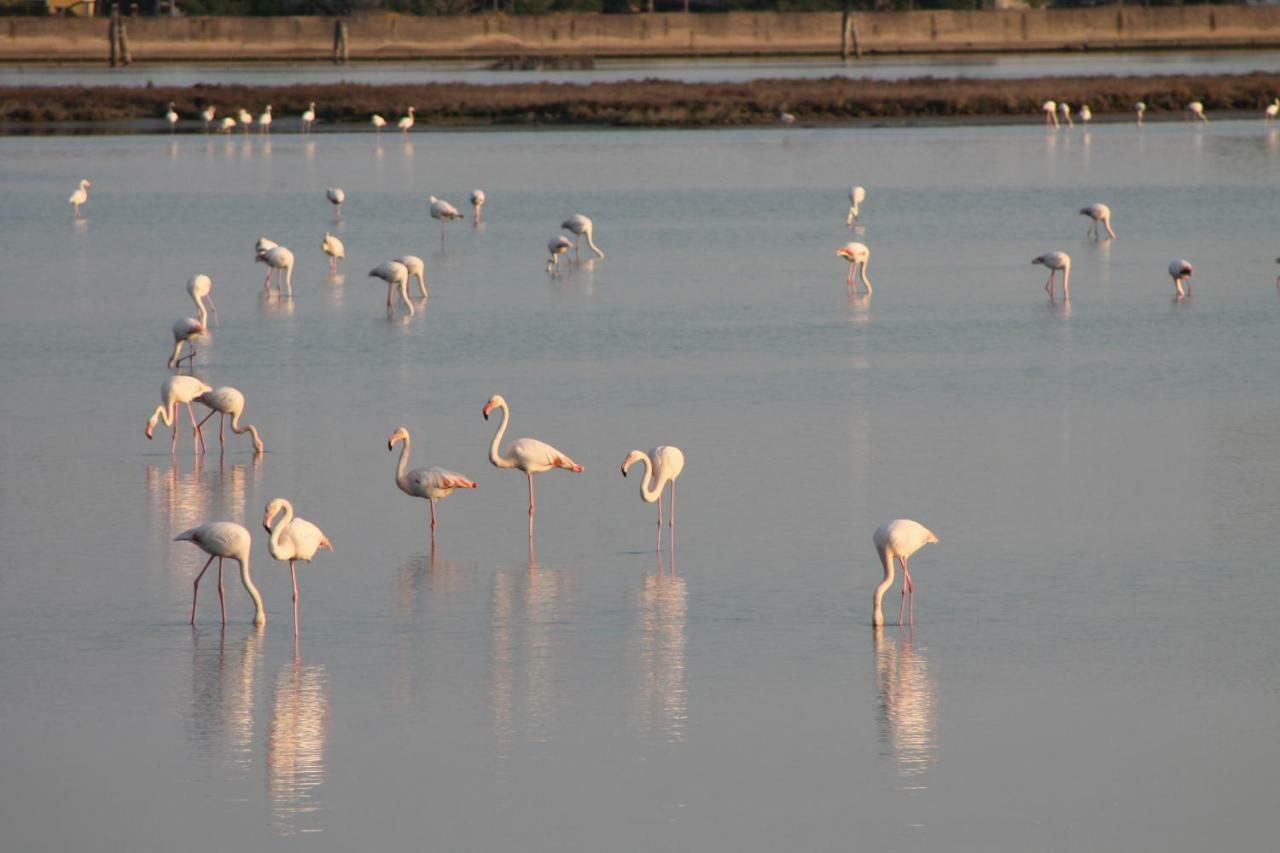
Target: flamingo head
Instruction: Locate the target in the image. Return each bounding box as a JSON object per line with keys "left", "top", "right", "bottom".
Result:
{"left": 835, "top": 247, "right": 853, "bottom": 260}
{"left": 621, "top": 450, "right": 646, "bottom": 477}
{"left": 388, "top": 426, "right": 409, "bottom": 451}
{"left": 263, "top": 498, "right": 288, "bottom": 531}
{"left": 145, "top": 418, "right": 155, "bottom": 439}
{"left": 483, "top": 394, "right": 507, "bottom": 420}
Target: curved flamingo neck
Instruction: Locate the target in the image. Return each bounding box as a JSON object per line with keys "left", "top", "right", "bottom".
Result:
{"left": 628, "top": 453, "right": 661, "bottom": 503}
{"left": 488, "top": 403, "right": 515, "bottom": 468}
{"left": 393, "top": 435, "right": 413, "bottom": 491}
{"left": 583, "top": 224, "right": 604, "bottom": 259}
{"left": 228, "top": 407, "right": 263, "bottom": 451}
{"left": 268, "top": 501, "right": 294, "bottom": 556}
{"left": 238, "top": 551, "right": 265, "bottom": 626}
{"left": 150, "top": 402, "right": 175, "bottom": 430}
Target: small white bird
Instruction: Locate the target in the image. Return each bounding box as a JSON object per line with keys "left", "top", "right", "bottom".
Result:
{"left": 301, "top": 101, "right": 316, "bottom": 132}
{"left": 1079, "top": 104, "right": 1092, "bottom": 126}
{"left": 1135, "top": 101, "right": 1146, "bottom": 126}
{"left": 1265, "top": 98, "right": 1280, "bottom": 122}
{"left": 219, "top": 115, "right": 236, "bottom": 133}
{"left": 200, "top": 104, "right": 216, "bottom": 132}
{"left": 1186, "top": 101, "right": 1208, "bottom": 123}
{"left": 195, "top": 386, "right": 265, "bottom": 453}
{"left": 145, "top": 374, "right": 213, "bottom": 453}
{"left": 561, "top": 214, "right": 604, "bottom": 261}
{"left": 326, "top": 187, "right": 345, "bottom": 215}
{"left": 165, "top": 101, "right": 179, "bottom": 132}
{"left": 68, "top": 179, "right": 90, "bottom": 218}
{"left": 257, "top": 104, "right": 273, "bottom": 134}
{"left": 779, "top": 111, "right": 796, "bottom": 126}
{"left": 388, "top": 426, "right": 477, "bottom": 543}
{"left": 1032, "top": 251, "right": 1071, "bottom": 299}
{"left": 621, "top": 446, "right": 686, "bottom": 553}
{"left": 169, "top": 317, "right": 207, "bottom": 369}
{"left": 471, "top": 189, "right": 486, "bottom": 222}
{"left": 547, "top": 236, "right": 572, "bottom": 274}
{"left": 394, "top": 255, "right": 427, "bottom": 299}
{"left": 369, "top": 261, "right": 413, "bottom": 315}
{"left": 237, "top": 107, "right": 253, "bottom": 132}
{"left": 398, "top": 106, "right": 416, "bottom": 135}
{"left": 263, "top": 498, "right": 333, "bottom": 637}
{"left": 371, "top": 113, "right": 387, "bottom": 135}
{"left": 1059, "top": 101, "right": 1074, "bottom": 128}
{"left": 1042, "top": 100, "right": 1059, "bottom": 128}
{"left": 186, "top": 274, "right": 219, "bottom": 327}
{"left": 835, "top": 242, "right": 872, "bottom": 293}
{"left": 1169, "top": 259, "right": 1194, "bottom": 299}
{"left": 429, "top": 196, "right": 463, "bottom": 240}
{"left": 175, "top": 521, "right": 264, "bottom": 627}
{"left": 846, "top": 185, "right": 867, "bottom": 225}
{"left": 1079, "top": 203, "right": 1116, "bottom": 240}
{"left": 322, "top": 232, "right": 346, "bottom": 274}
{"left": 872, "top": 519, "right": 939, "bottom": 628}
{"left": 255, "top": 245, "right": 295, "bottom": 296}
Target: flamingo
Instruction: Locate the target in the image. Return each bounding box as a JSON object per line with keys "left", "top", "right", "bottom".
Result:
{"left": 846, "top": 185, "right": 867, "bottom": 225}
{"left": 779, "top": 111, "right": 796, "bottom": 126}
{"left": 168, "top": 317, "right": 207, "bottom": 369}
{"left": 546, "top": 236, "right": 572, "bottom": 274}
{"left": 835, "top": 242, "right": 872, "bottom": 293}
{"left": 175, "top": 521, "right": 265, "bottom": 627}
{"left": 68, "top": 179, "right": 90, "bottom": 218}
{"left": 483, "top": 394, "right": 584, "bottom": 539}
{"left": 325, "top": 187, "right": 344, "bottom": 215}
{"left": 219, "top": 116, "right": 236, "bottom": 133}
{"left": 1059, "top": 101, "right": 1074, "bottom": 128}
{"left": 394, "top": 255, "right": 427, "bottom": 298}
{"left": 165, "top": 101, "right": 179, "bottom": 133}
{"left": 1265, "top": 98, "right": 1280, "bottom": 122}
{"left": 322, "top": 233, "right": 345, "bottom": 274}
{"left": 1079, "top": 203, "right": 1116, "bottom": 240}
{"left": 1169, "top": 259, "right": 1193, "bottom": 299}
{"left": 1187, "top": 101, "right": 1208, "bottom": 123}
{"left": 1135, "top": 101, "right": 1146, "bottom": 126}
{"left": 258, "top": 105, "right": 273, "bottom": 135}
{"left": 398, "top": 106, "right": 416, "bottom": 135}
{"left": 429, "top": 196, "right": 463, "bottom": 241}
{"left": 1042, "top": 100, "right": 1059, "bottom": 128}
{"left": 471, "top": 189, "right": 486, "bottom": 222}
{"left": 200, "top": 104, "right": 216, "bottom": 132}
{"left": 371, "top": 113, "right": 387, "bottom": 135}
{"left": 256, "top": 245, "right": 295, "bottom": 296}
{"left": 872, "top": 519, "right": 939, "bottom": 628}
{"left": 1032, "top": 251, "right": 1071, "bottom": 299}
{"left": 1079, "top": 104, "right": 1092, "bottom": 126}
{"left": 187, "top": 274, "right": 219, "bottom": 327}
{"left": 369, "top": 260, "right": 413, "bottom": 315}
{"left": 237, "top": 107, "right": 253, "bottom": 132}
{"left": 301, "top": 101, "right": 316, "bottom": 132}
{"left": 145, "top": 375, "right": 212, "bottom": 453}
{"left": 561, "top": 214, "right": 604, "bottom": 261}
{"left": 621, "top": 446, "right": 685, "bottom": 553}
{"left": 195, "top": 386, "right": 265, "bottom": 453}
{"left": 388, "top": 426, "right": 477, "bottom": 542}
{"left": 264, "top": 498, "right": 333, "bottom": 638}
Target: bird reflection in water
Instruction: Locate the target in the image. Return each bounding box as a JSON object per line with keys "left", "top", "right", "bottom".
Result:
{"left": 847, "top": 290, "right": 871, "bottom": 321}
{"left": 268, "top": 650, "right": 330, "bottom": 835}
{"left": 873, "top": 627, "right": 937, "bottom": 781}
{"left": 630, "top": 572, "right": 688, "bottom": 743}
{"left": 187, "top": 627, "right": 263, "bottom": 778}
{"left": 259, "top": 291, "right": 296, "bottom": 316}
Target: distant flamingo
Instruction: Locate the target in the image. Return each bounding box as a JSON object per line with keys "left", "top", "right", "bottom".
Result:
{"left": 175, "top": 521, "right": 265, "bottom": 627}
{"left": 68, "top": 179, "right": 90, "bottom": 218}
{"left": 1079, "top": 104, "right": 1092, "bottom": 126}
{"left": 201, "top": 104, "right": 216, "bottom": 132}
{"left": 326, "top": 187, "right": 345, "bottom": 215}
{"left": 1186, "top": 101, "right": 1208, "bottom": 123}
{"left": 561, "top": 214, "right": 604, "bottom": 261}
{"left": 846, "top": 185, "right": 867, "bottom": 225}
{"left": 388, "top": 426, "right": 477, "bottom": 542}
{"left": 145, "top": 375, "right": 212, "bottom": 452}
{"left": 394, "top": 255, "right": 427, "bottom": 298}
{"left": 256, "top": 245, "right": 295, "bottom": 296}
{"left": 219, "top": 116, "right": 236, "bottom": 133}
{"left": 471, "top": 189, "right": 486, "bottom": 222}
{"left": 1059, "top": 101, "right": 1074, "bottom": 128}
{"left": 429, "top": 196, "right": 463, "bottom": 240}
{"left": 369, "top": 260, "right": 413, "bottom": 315}
{"left": 872, "top": 519, "right": 939, "bottom": 627}
{"left": 1169, "top": 259, "right": 1194, "bottom": 299}
{"left": 1265, "top": 98, "right": 1280, "bottom": 122}
{"left": 322, "top": 233, "right": 345, "bottom": 274}
{"left": 371, "top": 114, "right": 387, "bottom": 135}
{"left": 1079, "top": 203, "right": 1116, "bottom": 240}
{"left": 165, "top": 101, "right": 179, "bottom": 133}
{"left": 258, "top": 105, "right": 273, "bottom": 135}
{"left": 187, "top": 274, "right": 219, "bottom": 327}
{"left": 622, "top": 446, "right": 685, "bottom": 553}
{"left": 264, "top": 498, "right": 333, "bottom": 637}
{"left": 836, "top": 242, "right": 872, "bottom": 293}
{"left": 301, "top": 102, "right": 316, "bottom": 132}
{"left": 195, "top": 386, "right": 265, "bottom": 453}
{"left": 547, "top": 236, "right": 572, "bottom": 274}
{"left": 1042, "top": 100, "right": 1059, "bottom": 128}
{"left": 779, "top": 111, "right": 796, "bottom": 126}
{"left": 1135, "top": 101, "right": 1146, "bottom": 125}
{"left": 237, "top": 107, "right": 253, "bottom": 132}
{"left": 1032, "top": 251, "right": 1071, "bottom": 299}
{"left": 483, "top": 394, "right": 584, "bottom": 539}
{"left": 398, "top": 106, "right": 416, "bottom": 135}
{"left": 168, "top": 294, "right": 210, "bottom": 368}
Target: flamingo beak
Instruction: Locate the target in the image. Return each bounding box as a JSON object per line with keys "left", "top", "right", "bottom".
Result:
{"left": 262, "top": 512, "right": 272, "bottom": 531}
{"left": 482, "top": 403, "right": 493, "bottom": 419}
{"left": 145, "top": 423, "right": 154, "bottom": 439}
{"left": 621, "top": 464, "right": 628, "bottom": 476}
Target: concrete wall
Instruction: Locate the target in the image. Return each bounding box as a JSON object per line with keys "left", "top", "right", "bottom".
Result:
{"left": 4, "top": 9, "right": 1280, "bottom": 63}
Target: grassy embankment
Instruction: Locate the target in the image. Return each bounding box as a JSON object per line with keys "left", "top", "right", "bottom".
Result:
{"left": 2, "top": 73, "right": 1279, "bottom": 128}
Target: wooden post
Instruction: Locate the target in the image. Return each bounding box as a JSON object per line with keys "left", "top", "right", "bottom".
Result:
{"left": 841, "top": 10, "right": 850, "bottom": 60}
{"left": 118, "top": 14, "right": 132, "bottom": 66}
{"left": 108, "top": 4, "right": 118, "bottom": 68}
{"left": 851, "top": 21, "right": 862, "bottom": 61}
{"left": 333, "top": 20, "right": 349, "bottom": 66}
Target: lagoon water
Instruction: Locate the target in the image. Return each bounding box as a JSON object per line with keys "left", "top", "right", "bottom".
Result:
{"left": 1, "top": 121, "right": 1279, "bottom": 851}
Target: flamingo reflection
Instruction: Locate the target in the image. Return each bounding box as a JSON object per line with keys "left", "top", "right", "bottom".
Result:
{"left": 187, "top": 628, "right": 263, "bottom": 777}
{"left": 630, "top": 572, "right": 688, "bottom": 743}
{"left": 873, "top": 627, "right": 937, "bottom": 778}
{"left": 267, "top": 652, "right": 330, "bottom": 835}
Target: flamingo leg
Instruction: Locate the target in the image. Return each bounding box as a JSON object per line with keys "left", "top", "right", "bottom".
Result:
{"left": 847, "top": 265, "right": 855, "bottom": 287}
{"left": 291, "top": 560, "right": 300, "bottom": 639}
{"left": 171, "top": 418, "right": 179, "bottom": 453}
{"left": 901, "top": 556, "right": 916, "bottom": 624}
{"left": 386, "top": 281, "right": 393, "bottom": 307}
{"left": 187, "top": 403, "right": 206, "bottom": 453}
{"left": 527, "top": 473, "right": 536, "bottom": 539}
{"left": 191, "top": 555, "right": 216, "bottom": 624}
{"left": 217, "top": 558, "right": 226, "bottom": 626}
{"left": 263, "top": 269, "right": 273, "bottom": 291}
{"left": 1045, "top": 271, "right": 1056, "bottom": 298}
{"left": 430, "top": 498, "right": 437, "bottom": 531}
{"left": 657, "top": 493, "right": 663, "bottom": 553}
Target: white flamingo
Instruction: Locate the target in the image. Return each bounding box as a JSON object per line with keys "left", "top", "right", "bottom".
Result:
{"left": 1265, "top": 98, "right": 1280, "bottom": 122}
{"left": 301, "top": 102, "right": 316, "bottom": 132}
{"left": 1186, "top": 101, "right": 1208, "bottom": 123}
{"left": 1169, "top": 259, "right": 1194, "bottom": 299}
{"left": 145, "top": 375, "right": 212, "bottom": 453}
{"left": 546, "top": 236, "right": 572, "bottom": 274}
{"left": 388, "top": 426, "right": 477, "bottom": 542}
{"left": 1042, "top": 100, "right": 1059, "bottom": 128}
{"left": 168, "top": 317, "right": 207, "bottom": 369}
{"left": 257, "top": 105, "right": 273, "bottom": 135}
{"left": 872, "top": 519, "right": 939, "bottom": 628}
{"left": 561, "top": 214, "right": 604, "bottom": 261}
{"left": 621, "top": 446, "right": 685, "bottom": 553}
{"left": 835, "top": 242, "right": 872, "bottom": 293}
{"left": 846, "top": 185, "right": 867, "bottom": 225}
{"left": 371, "top": 113, "right": 387, "bottom": 135}
{"left": 1079, "top": 203, "right": 1116, "bottom": 240}
{"left": 779, "top": 111, "right": 796, "bottom": 126}
{"left": 237, "top": 107, "right": 253, "bottom": 132}
{"left": 264, "top": 498, "right": 333, "bottom": 638}
{"left": 1032, "top": 251, "right": 1071, "bottom": 299}
{"left": 68, "top": 179, "right": 90, "bottom": 218}
{"left": 219, "top": 116, "right": 236, "bottom": 134}
{"left": 394, "top": 255, "right": 427, "bottom": 298}
{"left": 1135, "top": 101, "right": 1146, "bottom": 126}
{"left": 256, "top": 245, "right": 295, "bottom": 296}
{"left": 1059, "top": 101, "right": 1074, "bottom": 128}
{"left": 200, "top": 104, "right": 216, "bottom": 132}
{"left": 471, "top": 189, "right": 486, "bottom": 222}
{"left": 369, "top": 261, "right": 413, "bottom": 315}
{"left": 325, "top": 186, "right": 345, "bottom": 215}
{"left": 165, "top": 101, "right": 179, "bottom": 133}
{"left": 398, "top": 106, "right": 416, "bottom": 135}
{"left": 195, "top": 386, "right": 265, "bottom": 453}
{"left": 483, "top": 394, "right": 584, "bottom": 539}
{"left": 175, "top": 521, "right": 265, "bottom": 627}
{"left": 187, "top": 274, "right": 219, "bottom": 327}
{"left": 322, "top": 233, "right": 345, "bottom": 274}
{"left": 1079, "top": 104, "right": 1092, "bottom": 126}
{"left": 429, "top": 196, "right": 463, "bottom": 241}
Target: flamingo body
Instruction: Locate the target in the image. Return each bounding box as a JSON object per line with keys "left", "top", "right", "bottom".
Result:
{"left": 165, "top": 102, "right": 179, "bottom": 131}
{"left": 471, "top": 189, "right": 485, "bottom": 221}
{"left": 1079, "top": 104, "right": 1092, "bottom": 125}
{"left": 69, "top": 179, "right": 90, "bottom": 217}
{"left": 1187, "top": 101, "right": 1208, "bottom": 122}
{"left": 1042, "top": 100, "right": 1059, "bottom": 128}
{"left": 322, "top": 233, "right": 346, "bottom": 274}
{"left": 483, "top": 394, "right": 583, "bottom": 538}
{"left": 175, "top": 521, "right": 265, "bottom": 627}
{"left": 835, "top": 242, "right": 872, "bottom": 292}
{"left": 264, "top": 498, "right": 333, "bottom": 637}
{"left": 547, "top": 236, "right": 572, "bottom": 273}
{"left": 388, "top": 426, "right": 477, "bottom": 541}
{"left": 872, "top": 519, "right": 939, "bottom": 627}
{"left": 369, "top": 261, "right": 413, "bottom": 315}
{"left": 256, "top": 246, "right": 295, "bottom": 296}
{"left": 394, "top": 255, "right": 427, "bottom": 298}
{"left": 561, "top": 214, "right": 604, "bottom": 260}
{"left": 1032, "top": 251, "right": 1071, "bottom": 299}
{"left": 195, "top": 386, "right": 264, "bottom": 453}
{"left": 622, "top": 446, "right": 686, "bottom": 552}
{"left": 1135, "top": 101, "right": 1146, "bottom": 125}
{"left": 187, "top": 274, "right": 219, "bottom": 327}
{"left": 201, "top": 104, "right": 216, "bottom": 131}
{"left": 146, "top": 375, "right": 213, "bottom": 452}
{"left": 326, "top": 187, "right": 345, "bottom": 212}
{"left": 371, "top": 114, "right": 387, "bottom": 133}
{"left": 219, "top": 116, "right": 236, "bottom": 133}
{"left": 1079, "top": 203, "right": 1116, "bottom": 240}
{"left": 257, "top": 105, "right": 273, "bottom": 134}
{"left": 398, "top": 106, "right": 416, "bottom": 134}
{"left": 301, "top": 102, "right": 316, "bottom": 132}
{"left": 1169, "top": 259, "right": 1194, "bottom": 298}
{"left": 847, "top": 185, "right": 867, "bottom": 225}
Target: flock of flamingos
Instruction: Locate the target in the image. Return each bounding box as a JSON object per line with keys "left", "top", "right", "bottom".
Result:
{"left": 69, "top": 94, "right": 1280, "bottom": 639}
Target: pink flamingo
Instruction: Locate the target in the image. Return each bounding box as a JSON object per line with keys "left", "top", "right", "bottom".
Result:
{"left": 255, "top": 245, "right": 295, "bottom": 296}
{"left": 1169, "top": 259, "right": 1193, "bottom": 299}
{"left": 388, "top": 426, "right": 477, "bottom": 543}
{"left": 368, "top": 260, "right": 414, "bottom": 315}
{"left": 622, "top": 446, "right": 686, "bottom": 552}
{"left": 836, "top": 242, "right": 872, "bottom": 292}
{"left": 1079, "top": 203, "right": 1116, "bottom": 240}
{"left": 483, "top": 394, "right": 583, "bottom": 539}
{"left": 195, "top": 386, "right": 265, "bottom": 453}
{"left": 872, "top": 519, "right": 940, "bottom": 628}
{"left": 187, "top": 274, "right": 219, "bottom": 327}
{"left": 146, "top": 375, "right": 212, "bottom": 452}
{"left": 394, "top": 255, "right": 427, "bottom": 298}
{"left": 264, "top": 498, "right": 333, "bottom": 638}
{"left": 175, "top": 521, "right": 265, "bottom": 627}
{"left": 1032, "top": 251, "right": 1071, "bottom": 299}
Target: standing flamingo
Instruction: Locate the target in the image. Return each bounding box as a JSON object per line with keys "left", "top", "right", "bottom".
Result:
{"left": 256, "top": 245, "right": 295, "bottom": 296}
{"left": 258, "top": 105, "right": 273, "bottom": 135}
{"left": 219, "top": 116, "right": 236, "bottom": 133}
{"left": 1186, "top": 101, "right": 1208, "bottom": 123}
{"left": 483, "top": 394, "right": 584, "bottom": 539}
{"left": 264, "top": 498, "right": 333, "bottom": 638}
{"left": 398, "top": 106, "right": 416, "bottom": 135}
{"left": 168, "top": 293, "right": 210, "bottom": 368}
{"left": 255, "top": 235, "right": 278, "bottom": 253}
{"left": 326, "top": 187, "right": 345, "bottom": 215}
{"left": 369, "top": 260, "right": 414, "bottom": 315}
{"left": 322, "top": 233, "right": 346, "bottom": 274}
{"left": 201, "top": 104, "right": 216, "bottom": 132}
{"left": 394, "top": 255, "right": 427, "bottom": 298}
{"left": 1042, "top": 100, "right": 1059, "bottom": 128}
{"left": 1079, "top": 203, "right": 1116, "bottom": 240}
{"left": 165, "top": 101, "right": 179, "bottom": 133}
{"left": 846, "top": 185, "right": 867, "bottom": 225}
{"left": 779, "top": 111, "right": 796, "bottom": 126}
{"left": 68, "top": 179, "right": 90, "bottom": 218}
{"left": 195, "top": 386, "right": 265, "bottom": 453}
{"left": 187, "top": 274, "right": 219, "bottom": 327}
{"left": 1058, "top": 101, "right": 1074, "bottom": 128}
{"left": 1079, "top": 104, "right": 1092, "bottom": 126}
{"left": 371, "top": 113, "right": 387, "bottom": 135}
{"left": 1032, "top": 251, "right": 1071, "bottom": 299}
{"left": 1135, "top": 101, "right": 1146, "bottom": 125}
{"left": 561, "top": 214, "right": 604, "bottom": 261}
{"left": 836, "top": 242, "right": 872, "bottom": 293}
{"left": 388, "top": 426, "right": 477, "bottom": 543}
{"left": 546, "top": 236, "right": 572, "bottom": 274}
{"left": 145, "top": 375, "right": 213, "bottom": 452}
{"left": 237, "top": 107, "right": 253, "bottom": 132}
{"left": 621, "top": 446, "right": 685, "bottom": 553}
{"left": 175, "top": 521, "right": 265, "bottom": 627}
{"left": 471, "top": 189, "right": 486, "bottom": 223}
{"left": 301, "top": 102, "right": 316, "bottom": 132}
{"left": 429, "top": 196, "right": 463, "bottom": 241}
{"left": 872, "top": 519, "right": 939, "bottom": 628}
{"left": 1169, "top": 259, "right": 1194, "bottom": 299}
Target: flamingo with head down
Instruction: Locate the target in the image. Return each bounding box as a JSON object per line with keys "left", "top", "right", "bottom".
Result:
{"left": 388, "top": 426, "right": 477, "bottom": 543}
{"left": 322, "top": 233, "right": 345, "bottom": 274}
{"left": 547, "top": 236, "right": 572, "bottom": 274}
{"left": 622, "top": 446, "right": 685, "bottom": 553}
{"left": 256, "top": 245, "right": 295, "bottom": 296}
{"left": 483, "top": 394, "right": 583, "bottom": 539}
{"left": 562, "top": 214, "right": 604, "bottom": 261}
{"left": 187, "top": 274, "right": 219, "bottom": 327}
{"left": 175, "top": 521, "right": 265, "bottom": 627}
{"left": 1032, "top": 251, "right": 1071, "bottom": 299}
{"left": 1169, "top": 259, "right": 1193, "bottom": 299}
{"left": 369, "top": 260, "right": 414, "bottom": 315}
{"left": 146, "top": 375, "right": 212, "bottom": 453}
{"left": 846, "top": 185, "right": 867, "bottom": 225}
{"left": 872, "top": 519, "right": 939, "bottom": 627}
{"left": 836, "top": 242, "right": 872, "bottom": 292}
{"left": 1079, "top": 203, "right": 1116, "bottom": 240}
{"left": 394, "top": 255, "right": 427, "bottom": 298}
{"left": 195, "top": 386, "right": 265, "bottom": 453}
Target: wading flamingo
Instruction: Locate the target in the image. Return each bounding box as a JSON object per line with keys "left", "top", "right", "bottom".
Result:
{"left": 483, "top": 394, "right": 584, "bottom": 539}
{"left": 872, "top": 519, "right": 939, "bottom": 628}
{"left": 1079, "top": 104, "right": 1092, "bottom": 126}
{"left": 1032, "top": 251, "right": 1071, "bottom": 299}
{"left": 264, "top": 498, "right": 333, "bottom": 638}
{"left": 1169, "top": 259, "right": 1194, "bottom": 299}
{"left": 257, "top": 105, "right": 273, "bottom": 135}
{"left": 622, "top": 446, "right": 685, "bottom": 553}
{"left": 256, "top": 245, "right": 295, "bottom": 296}
{"left": 1186, "top": 101, "right": 1208, "bottom": 123}
{"left": 836, "top": 242, "right": 872, "bottom": 293}
{"left": 846, "top": 185, "right": 867, "bottom": 225}
{"left": 1042, "top": 100, "right": 1059, "bottom": 128}
{"left": 1059, "top": 101, "right": 1074, "bottom": 128}
{"left": 326, "top": 187, "right": 344, "bottom": 215}
{"left": 1135, "top": 101, "right": 1146, "bottom": 125}
{"left": 779, "top": 111, "right": 796, "bottom": 126}
{"left": 369, "top": 260, "right": 413, "bottom": 315}
{"left": 429, "top": 196, "right": 463, "bottom": 241}
{"left": 1079, "top": 203, "right": 1116, "bottom": 240}
{"left": 301, "top": 102, "right": 316, "bottom": 132}
{"left": 187, "top": 274, "right": 219, "bottom": 327}
{"left": 168, "top": 294, "right": 210, "bottom": 368}
{"left": 195, "top": 386, "right": 265, "bottom": 453}
{"left": 394, "top": 255, "right": 427, "bottom": 298}
{"left": 561, "top": 214, "right": 604, "bottom": 261}
{"left": 165, "top": 101, "right": 179, "bottom": 132}
{"left": 219, "top": 116, "right": 236, "bottom": 133}
{"left": 201, "top": 104, "right": 216, "bottom": 131}
{"left": 388, "top": 426, "right": 477, "bottom": 543}
{"left": 237, "top": 107, "right": 253, "bottom": 132}
{"left": 398, "top": 106, "right": 416, "bottom": 135}
{"left": 547, "top": 236, "right": 572, "bottom": 274}
{"left": 145, "top": 375, "right": 212, "bottom": 453}
{"left": 322, "top": 233, "right": 345, "bottom": 274}
{"left": 371, "top": 113, "right": 387, "bottom": 135}
{"left": 69, "top": 179, "right": 90, "bottom": 218}
{"left": 471, "top": 189, "right": 485, "bottom": 222}
{"left": 176, "top": 521, "right": 265, "bottom": 627}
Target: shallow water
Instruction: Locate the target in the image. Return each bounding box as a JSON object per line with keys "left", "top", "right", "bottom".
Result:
{"left": 1, "top": 121, "right": 1279, "bottom": 852}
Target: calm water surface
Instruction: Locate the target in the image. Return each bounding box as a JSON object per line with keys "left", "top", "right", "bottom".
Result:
{"left": 1, "top": 121, "right": 1279, "bottom": 851}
